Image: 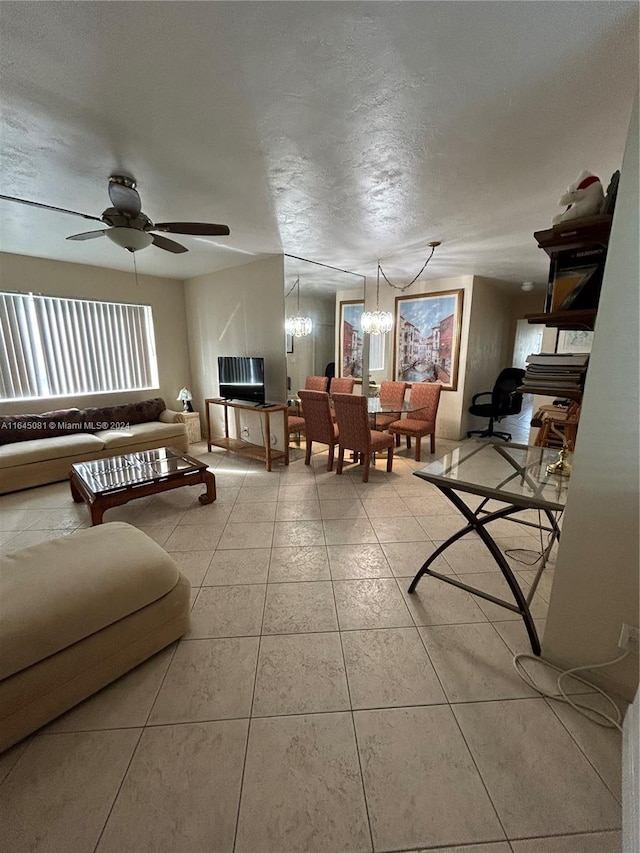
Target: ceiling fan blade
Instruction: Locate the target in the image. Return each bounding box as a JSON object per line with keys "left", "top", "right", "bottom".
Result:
{"left": 66, "top": 230, "right": 108, "bottom": 241}
{"left": 152, "top": 222, "right": 230, "bottom": 236}
{"left": 151, "top": 233, "right": 188, "bottom": 254}
{"left": 108, "top": 182, "right": 142, "bottom": 218}
{"left": 0, "top": 194, "right": 103, "bottom": 222}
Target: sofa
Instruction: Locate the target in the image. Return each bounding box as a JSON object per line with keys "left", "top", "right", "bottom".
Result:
{"left": 0, "top": 397, "right": 190, "bottom": 494}
{"left": 0, "top": 522, "right": 190, "bottom": 752}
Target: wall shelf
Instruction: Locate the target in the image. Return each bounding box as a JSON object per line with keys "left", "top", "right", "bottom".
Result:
{"left": 525, "top": 309, "right": 597, "bottom": 331}
{"left": 519, "top": 386, "right": 583, "bottom": 402}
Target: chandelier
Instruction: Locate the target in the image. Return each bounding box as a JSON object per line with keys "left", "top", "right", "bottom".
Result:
{"left": 285, "top": 277, "right": 312, "bottom": 337}
{"left": 361, "top": 265, "right": 393, "bottom": 335}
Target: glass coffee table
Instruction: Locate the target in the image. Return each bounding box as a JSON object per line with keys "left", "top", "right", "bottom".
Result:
{"left": 409, "top": 440, "right": 570, "bottom": 655}
{"left": 70, "top": 447, "right": 216, "bottom": 526}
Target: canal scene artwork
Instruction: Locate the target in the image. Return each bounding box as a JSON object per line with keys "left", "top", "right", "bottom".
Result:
{"left": 394, "top": 289, "right": 463, "bottom": 391}
{"left": 340, "top": 300, "right": 364, "bottom": 379}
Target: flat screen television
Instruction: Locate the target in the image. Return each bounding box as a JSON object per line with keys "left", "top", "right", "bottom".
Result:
{"left": 218, "top": 356, "right": 266, "bottom": 405}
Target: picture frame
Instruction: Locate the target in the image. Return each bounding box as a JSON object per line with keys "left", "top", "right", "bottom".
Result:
{"left": 339, "top": 300, "right": 364, "bottom": 380}
{"left": 394, "top": 289, "right": 464, "bottom": 391}
{"left": 556, "top": 329, "right": 594, "bottom": 355}
{"left": 285, "top": 333, "right": 294, "bottom": 354}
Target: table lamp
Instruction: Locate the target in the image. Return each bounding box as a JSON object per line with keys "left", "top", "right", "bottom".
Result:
{"left": 177, "top": 388, "right": 194, "bottom": 413}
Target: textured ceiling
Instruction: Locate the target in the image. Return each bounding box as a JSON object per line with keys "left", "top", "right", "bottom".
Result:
{"left": 0, "top": 2, "right": 637, "bottom": 289}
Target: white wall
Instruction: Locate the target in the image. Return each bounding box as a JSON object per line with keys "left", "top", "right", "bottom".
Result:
{"left": 0, "top": 252, "right": 190, "bottom": 415}
{"left": 542, "top": 96, "right": 639, "bottom": 701}
{"left": 462, "top": 276, "right": 517, "bottom": 437}
{"left": 183, "top": 255, "right": 287, "bottom": 449}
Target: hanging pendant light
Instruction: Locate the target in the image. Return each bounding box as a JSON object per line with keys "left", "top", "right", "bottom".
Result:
{"left": 285, "top": 277, "right": 313, "bottom": 337}
{"left": 361, "top": 264, "right": 393, "bottom": 335}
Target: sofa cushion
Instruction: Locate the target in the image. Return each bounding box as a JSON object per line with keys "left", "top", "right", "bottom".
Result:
{"left": 0, "top": 409, "right": 84, "bottom": 446}
{"left": 95, "top": 421, "right": 187, "bottom": 451}
{"left": 0, "top": 522, "right": 181, "bottom": 681}
{"left": 83, "top": 397, "right": 166, "bottom": 431}
{"left": 0, "top": 433, "right": 106, "bottom": 469}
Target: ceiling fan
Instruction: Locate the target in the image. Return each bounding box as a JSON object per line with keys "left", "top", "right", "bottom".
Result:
{"left": 0, "top": 174, "right": 230, "bottom": 253}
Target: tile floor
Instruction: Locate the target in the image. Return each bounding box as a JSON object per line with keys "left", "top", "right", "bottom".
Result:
{"left": 0, "top": 423, "right": 625, "bottom": 853}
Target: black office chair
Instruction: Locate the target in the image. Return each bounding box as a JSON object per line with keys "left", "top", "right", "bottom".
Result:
{"left": 467, "top": 368, "right": 526, "bottom": 441}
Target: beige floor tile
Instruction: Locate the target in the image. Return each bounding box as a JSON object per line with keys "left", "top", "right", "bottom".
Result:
{"left": 272, "top": 519, "right": 325, "bottom": 547}
{"left": 362, "top": 497, "right": 412, "bottom": 518}
{"left": 419, "top": 623, "right": 538, "bottom": 702}
{"left": 333, "top": 578, "right": 413, "bottom": 630}
{"left": 416, "top": 513, "right": 472, "bottom": 540}
{"left": 235, "top": 713, "right": 371, "bottom": 853}
{"left": 510, "top": 830, "right": 622, "bottom": 852}
{"left": 516, "top": 566, "right": 556, "bottom": 601}
{"left": 381, "top": 541, "right": 455, "bottom": 577}
{"left": 217, "top": 521, "right": 275, "bottom": 550}
{"left": 453, "top": 699, "right": 621, "bottom": 838}
{"left": 353, "top": 482, "right": 399, "bottom": 499}
{"left": 131, "top": 524, "right": 176, "bottom": 546}
{"left": 26, "top": 507, "right": 87, "bottom": 530}
{"left": 252, "top": 632, "right": 349, "bottom": 716}
{"left": 167, "top": 550, "right": 214, "bottom": 586}
{"left": 400, "top": 494, "right": 452, "bottom": 514}
{"left": 203, "top": 548, "right": 270, "bottom": 585}
{"left": 371, "top": 515, "right": 429, "bottom": 543}
{"left": 97, "top": 720, "right": 248, "bottom": 853}
{"left": 316, "top": 480, "right": 359, "bottom": 500}
{"left": 262, "top": 581, "right": 338, "bottom": 634}
{"left": 178, "top": 500, "right": 233, "bottom": 525}
{"left": 327, "top": 543, "right": 392, "bottom": 579}
{"left": 354, "top": 705, "right": 504, "bottom": 851}
{"left": 46, "top": 647, "right": 175, "bottom": 733}
{"left": 322, "top": 517, "right": 378, "bottom": 546}
{"left": 236, "top": 484, "right": 280, "bottom": 502}
{"left": 320, "top": 498, "right": 367, "bottom": 519}
{"left": 229, "top": 500, "right": 277, "bottom": 523}
{"left": 277, "top": 483, "right": 319, "bottom": 502}
{"left": 149, "top": 637, "right": 258, "bottom": 723}
{"left": 268, "top": 546, "right": 330, "bottom": 582}
{"left": 454, "top": 571, "right": 548, "bottom": 622}
{"left": 415, "top": 844, "right": 511, "bottom": 853}
{"left": 2, "top": 729, "right": 140, "bottom": 853}
{"left": 275, "top": 500, "right": 322, "bottom": 521}
{"left": 400, "top": 576, "right": 487, "bottom": 626}
{"left": 134, "top": 503, "right": 186, "bottom": 526}
{"left": 342, "top": 627, "right": 446, "bottom": 709}
{"left": 546, "top": 693, "right": 623, "bottom": 801}
{"left": 164, "top": 523, "right": 224, "bottom": 551}
{"left": 431, "top": 538, "right": 502, "bottom": 573}
{"left": 187, "top": 584, "right": 266, "bottom": 638}
{"left": 3, "top": 528, "right": 70, "bottom": 551}
{"left": 0, "top": 509, "right": 44, "bottom": 531}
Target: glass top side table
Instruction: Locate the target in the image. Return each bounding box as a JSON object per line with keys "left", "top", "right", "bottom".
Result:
{"left": 410, "top": 440, "right": 571, "bottom": 655}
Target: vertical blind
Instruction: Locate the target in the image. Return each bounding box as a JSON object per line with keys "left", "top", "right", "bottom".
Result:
{"left": 0, "top": 292, "right": 159, "bottom": 401}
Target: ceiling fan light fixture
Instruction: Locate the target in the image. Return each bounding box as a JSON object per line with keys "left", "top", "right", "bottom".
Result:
{"left": 106, "top": 227, "right": 153, "bottom": 253}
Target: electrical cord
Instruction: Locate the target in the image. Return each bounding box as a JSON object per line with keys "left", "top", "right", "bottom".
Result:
{"left": 513, "top": 649, "right": 629, "bottom": 731}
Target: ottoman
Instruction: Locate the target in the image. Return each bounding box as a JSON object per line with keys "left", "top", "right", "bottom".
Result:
{"left": 0, "top": 522, "right": 190, "bottom": 752}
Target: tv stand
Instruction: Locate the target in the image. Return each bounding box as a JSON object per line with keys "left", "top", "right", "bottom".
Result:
{"left": 204, "top": 398, "right": 289, "bottom": 472}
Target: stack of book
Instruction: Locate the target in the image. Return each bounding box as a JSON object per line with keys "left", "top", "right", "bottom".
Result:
{"left": 524, "top": 352, "right": 590, "bottom": 391}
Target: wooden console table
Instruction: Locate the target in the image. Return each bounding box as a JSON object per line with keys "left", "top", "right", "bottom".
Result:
{"left": 204, "top": 398, "right": 289, "bottom": 472}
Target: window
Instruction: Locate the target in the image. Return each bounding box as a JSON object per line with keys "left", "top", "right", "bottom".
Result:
{"left": 0, "top": 292, "right": 159, "bottom": 401}
{"left": 369, "top": 332, "right": 385, "bottom": 372}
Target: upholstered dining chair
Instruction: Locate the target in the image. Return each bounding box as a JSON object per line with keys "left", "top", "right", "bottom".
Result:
{"left": 388, "top": 382, "right": 441, "bottom": 462}
{"left": 305, "top": 376, "right": 329, "bottom": 392}
{"left": 298, "top": 390, "right": 339, "bottom": 470}
{"left": 287, "top": 411, "right": 306, "bottom": 445}
{"left": 329, "top": 377, "right": 355, "bottom": 395}
{"left": 332, "top": 393, "right": 394, "bottom": 483}
{"left": 375, "top": 381, "right": 408, "bottom": 431}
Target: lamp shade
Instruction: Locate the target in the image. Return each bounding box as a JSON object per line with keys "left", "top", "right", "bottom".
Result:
{"left": 106, "top": 227, "right": 153, "bottom": 253}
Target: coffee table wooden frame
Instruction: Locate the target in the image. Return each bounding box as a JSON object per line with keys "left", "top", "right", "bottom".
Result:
{"left": 70, "top": 447, "right": 216, "bottom": 526}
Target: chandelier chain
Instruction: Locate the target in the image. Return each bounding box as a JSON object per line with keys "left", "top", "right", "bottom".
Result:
{"left": 378, "top": 244, "right": 438, "bottom": 293}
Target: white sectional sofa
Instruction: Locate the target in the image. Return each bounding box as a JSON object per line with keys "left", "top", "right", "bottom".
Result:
{"left": 0, "top": 397, "right": 190, "bottom": 494}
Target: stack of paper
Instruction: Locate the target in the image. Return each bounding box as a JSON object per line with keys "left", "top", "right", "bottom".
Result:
{"left": 524, "top": 352, "right": 589, "bottom": 391}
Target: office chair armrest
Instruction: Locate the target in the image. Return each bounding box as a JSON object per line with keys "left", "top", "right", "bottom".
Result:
{"left": 471, "top": 391, "right": 492, "bottom": 405}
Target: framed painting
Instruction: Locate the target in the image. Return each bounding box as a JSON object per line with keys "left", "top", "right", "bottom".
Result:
{"left": 339, "top": 300, "right": 364, "bottom": 380}
{"left": 394, "top": 289, "right": 464, "bottom": 391}
{"left": 556, "top": 329, "right": 594, "bottom": 354}
{"left": 285, "top": 333, "right": 294, "bottom": 354}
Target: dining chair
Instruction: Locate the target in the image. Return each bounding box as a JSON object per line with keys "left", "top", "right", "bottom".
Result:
{"left": 375, "top": 381, "right": 408, "bottom": 430}
{"left": 305, "top": 376, "right": 329, "bottom": 392}
{"left": 332, "top": 393, "right": 394, "bottom": 483}
{"left": 329, "top": 377, "right": 355, "bottom": 395}
{"left": 298, "top": 390, "right": 339, "bottom": 470}
{"left": 287, "top": 411, "right": 306, "bottom": 445}
{"left": 388, "top": 382, "right": 441, "bottom": 461}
